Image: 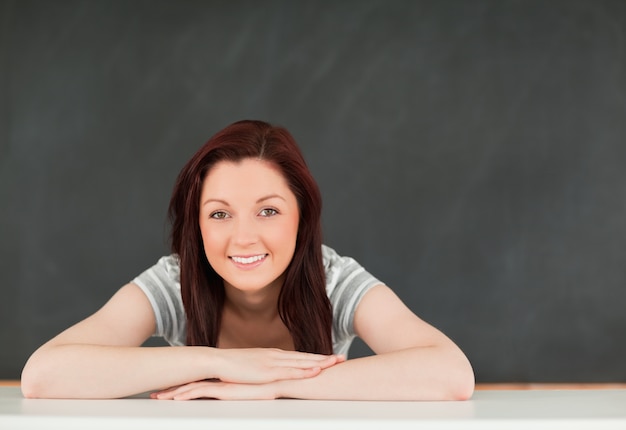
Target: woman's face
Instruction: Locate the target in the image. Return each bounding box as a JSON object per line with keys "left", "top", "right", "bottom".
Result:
{"left": 199, "top": 158, "right": 300, "bottom": 296}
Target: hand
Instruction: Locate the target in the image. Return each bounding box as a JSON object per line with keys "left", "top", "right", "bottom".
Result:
{"left": 151, "top": 379, "right": 279, "bottom": 400}
{"left": 151, "top": 348, "right": 345, "bottom": 400}
{"left": 210, "top": 347, "right": 344, "bottom": 384}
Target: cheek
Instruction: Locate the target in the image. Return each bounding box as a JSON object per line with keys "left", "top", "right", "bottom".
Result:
{"left": 199, "top": 222, "right": 225, "bottom": 255}
{"left": 279, "top": 214, "right": 300, "bottom": 247}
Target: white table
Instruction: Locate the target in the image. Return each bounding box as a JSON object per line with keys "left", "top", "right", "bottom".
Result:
{"left": 1, "top": 386, "right": 625, "bottom": 429}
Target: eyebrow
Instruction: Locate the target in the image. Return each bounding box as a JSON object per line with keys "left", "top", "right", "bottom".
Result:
{"left": 202, "top": 194, "right": 287, "bottom": 207}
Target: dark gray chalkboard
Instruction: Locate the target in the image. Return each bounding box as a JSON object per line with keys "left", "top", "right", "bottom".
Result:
{"left": 1, "top": 0, "right": 625, "bottom": 382}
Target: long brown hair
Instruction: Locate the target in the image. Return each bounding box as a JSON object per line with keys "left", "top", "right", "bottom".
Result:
{"left": 168, "top": 120, "right": 333, "bottom": 354}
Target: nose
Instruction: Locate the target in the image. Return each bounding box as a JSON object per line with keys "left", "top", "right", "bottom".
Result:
{"left": 231, "top": 216, "right": 259, "bottom": 246}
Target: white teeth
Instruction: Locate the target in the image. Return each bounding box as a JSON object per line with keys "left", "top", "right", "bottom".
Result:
{"left": 231, "top": 254, "right": 266, "bottom": 264}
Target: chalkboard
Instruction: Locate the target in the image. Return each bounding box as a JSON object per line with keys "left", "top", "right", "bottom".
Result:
{"left": 1, "top": 0, "right": 625, "bottom": 383}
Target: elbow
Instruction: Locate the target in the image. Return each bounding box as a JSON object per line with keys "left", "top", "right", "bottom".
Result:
{"left": 20, "top": 355, "right": 51, "bottom": 399}
{"left": 21, "top": 382, "right": 39, "bottom": 399}
{"left": 20, "top": 368, "right": 41, "bottom": 399}
{"left": 449, "top": 372, "right": 475, "bottom": 401}
{"left": 445, "top": 355, "right": 475, "bottom": 401}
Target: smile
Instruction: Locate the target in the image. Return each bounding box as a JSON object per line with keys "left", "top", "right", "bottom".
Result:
{"left": 230, "top": 254, "right": 268, "bottom": 265}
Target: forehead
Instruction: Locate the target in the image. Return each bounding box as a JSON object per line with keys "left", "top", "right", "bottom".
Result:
{"left": 201, "top": 158, "right": 293, "bottom": 199}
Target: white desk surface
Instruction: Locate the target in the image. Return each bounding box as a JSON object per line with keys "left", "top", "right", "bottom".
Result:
{"left": 1, "top": 386, "right": 625, "bottom": 430}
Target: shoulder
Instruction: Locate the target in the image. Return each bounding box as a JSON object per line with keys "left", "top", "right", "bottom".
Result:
{"left": 321, "top": 243, "right": 357, "bottom": 272}
{"left": 157, "top": 254, "right": 181, "bottom": 281}
{"left": 132, "top": 254, "right": 181, "bottom": 293}
{"left": 131, "top": 254, "right": 185, "bottom": 344}
{"left": 321, "top": 244, "right": 382, "bottom": 296}
{"left": 322, "top": 244, "right": 384, "bottom": 351}
{"left": 322, "top": 244, "right": 350, "bottom": 290}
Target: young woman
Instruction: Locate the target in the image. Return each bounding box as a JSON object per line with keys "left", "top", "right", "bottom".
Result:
{"left": 21, "top": 120, "right": 474, "bottom": 401}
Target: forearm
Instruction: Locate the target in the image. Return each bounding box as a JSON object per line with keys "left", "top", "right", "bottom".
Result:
{"left": 275, "top": 345, "right": 474, "bottom": 401}
{"left": 21, "top": 345, "right": 213, "bottom": 399}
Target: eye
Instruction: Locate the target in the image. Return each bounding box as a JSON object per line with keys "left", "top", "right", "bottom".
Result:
{"left": 210, "top": 211, "right": 230, "bottom": 220}
{"left": 259, "top": 208, "right": 278, "bottom": 217}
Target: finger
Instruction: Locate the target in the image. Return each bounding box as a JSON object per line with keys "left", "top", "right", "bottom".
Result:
{"left": 153, "top": 390, "right": 174, "bottom": 400}
{"left": 316, "top": 354, "right": 344, "bottom": 368}
{"left": 268, "top": 365, "right": 322, "bottom": 381}
{"left": 278, "top": 354, "right": 342, "bottom": 370}
{"left": 157, "top": 381, "right": 223, "bottom": 400}
{"left": 172, "top": 382, "right": 276, "bottom": 401}
{"left": 171, "top": 383, "right": 221, "bottom": 400}
{"left": 269, "top": 349, "right": 337, "bottom": 361}
{"left": 231, "top": 348, "right": 337, "bottom": 362}
{"left": 154, "top": 388, "right": 181, "bottom": 400}
{"left": 151, "top": 384, "right": 184, "bottom": 399}
{"left": 154, "top": 382, "right": 203, "bottom": 400}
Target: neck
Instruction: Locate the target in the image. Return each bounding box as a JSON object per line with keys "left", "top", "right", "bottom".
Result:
{"left": 218, "top": 275, "right": 294, "bottom": 350}
{"left": 223, "top": 276, "right": 283, "bottom": 321}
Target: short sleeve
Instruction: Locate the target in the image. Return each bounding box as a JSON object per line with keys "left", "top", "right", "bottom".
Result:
{"left": 132, "top": 255, "right": 187, "bottom": 346}
{"left": 323, "top": 245, "right": 383, "bottom": 356}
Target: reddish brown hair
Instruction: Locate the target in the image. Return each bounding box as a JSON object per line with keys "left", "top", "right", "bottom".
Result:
{"left": 168, "top": 120, "right": 332, "bottom": 354}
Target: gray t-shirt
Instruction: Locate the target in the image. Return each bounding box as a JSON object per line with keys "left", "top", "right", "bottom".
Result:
{"left": 132, "top": 244, "right": 382, "bottom": 356}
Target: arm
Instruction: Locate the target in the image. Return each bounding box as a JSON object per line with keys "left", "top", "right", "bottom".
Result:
{"left": 21, "top": 283, "right": 195, "bottom": 399}
{"left": 277, "top": 284, "right": 475, "bottom": 400}
{"left": 21, "top": 283, "right": 340, "bottom": 399}
{"left": 156, "top": 284, "right": 474, "bottom": 401}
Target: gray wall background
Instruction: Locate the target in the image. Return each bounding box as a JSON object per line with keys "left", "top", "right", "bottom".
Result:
{"left": 1, "top": 0, "right": 625, "bottom": 382}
